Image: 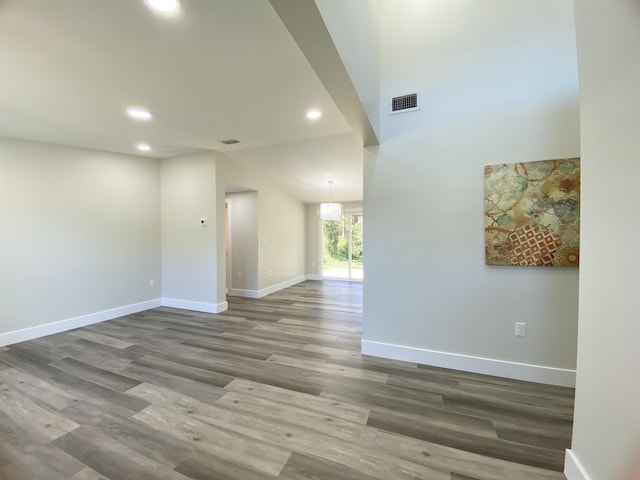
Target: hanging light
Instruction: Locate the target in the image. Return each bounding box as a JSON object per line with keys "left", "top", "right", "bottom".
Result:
{"left": 320, "top": 180, "right": 342, "bottom": 221}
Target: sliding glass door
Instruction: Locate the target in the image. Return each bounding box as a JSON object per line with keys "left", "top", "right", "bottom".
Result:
{"left": 322, "top": 210, "right": 363, "bottom": 280}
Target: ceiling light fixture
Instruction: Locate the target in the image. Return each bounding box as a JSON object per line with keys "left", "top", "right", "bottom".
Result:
{"left": 144, "top": 0, "right": 180, "bottom": 12}
{"left": 136, "top": 143, "right": 151, "bottom": 152}
{"left": 306, "top": 109, "right": 322, "bottom": 120}
{"left": 320, "top": 180, "right": 342, "bottom": 221}
{"left": 127, "top": 108, "right": 152, "bottom": 120}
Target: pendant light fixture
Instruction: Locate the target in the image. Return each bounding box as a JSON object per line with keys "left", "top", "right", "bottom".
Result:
{"left": 320, "top": 180, "right": 342, "bottom": 221}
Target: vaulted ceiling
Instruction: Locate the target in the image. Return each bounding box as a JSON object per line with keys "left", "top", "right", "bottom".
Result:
{"left": 0, "top": 0, "right": 376, "bottom": 203}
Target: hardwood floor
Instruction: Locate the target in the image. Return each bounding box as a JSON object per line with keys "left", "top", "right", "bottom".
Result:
{"left": 0, "top": 280, "right": 573, "bottom": 480}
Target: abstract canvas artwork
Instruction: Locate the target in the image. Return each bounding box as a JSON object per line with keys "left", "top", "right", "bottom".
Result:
{"left": 484, "top": 158, "right": 580, "bottom": 267}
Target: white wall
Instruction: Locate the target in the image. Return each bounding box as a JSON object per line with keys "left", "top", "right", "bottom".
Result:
{"left": 216, "top": 154, "right": 306, "bottom": 298}
{"left": 0, "top": 140, "right": 306, "bottom": 340}
{"left": 305, "top": 204, "right": 322, "bottom": 278}
{"left": 566, "top": 1, "right": 640, "bottom": 478}
{"left": 363, "top": 0, "right": 580, "bottom": 385}
{"left": 160, "top": 151, "right": 224, "bottom": 312}
{"left": 0, "top": 138, "right": 160, "bottom": 341}
{"left": 226, "top": 191, "right": 259, "bottom": 292}
{"left": 314, "top": 0, "right": 380, "bottom": 138}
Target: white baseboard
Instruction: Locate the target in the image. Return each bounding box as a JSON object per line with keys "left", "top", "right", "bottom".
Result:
{"left": 0, "top": 298, "right": 161, "bottom": 347}
{"left": 227, "top": 287, "right": 260, "bottom": 299}
{"left": 305, "top": 274, "right": 322, "bottom": 281}
{"left": 258, "top": 275, "right": 306, "bottom": 297}
{"left": 564, "top": 450, "right": 591, "bottom": 480}
{"left": 161, "top": 298, "right": 228, "bottom": 314}
{"left": 361, "top": 340, "right": 576, "bottom": 387}
{"left": 228, "top": 275, "right": 306, "bottom": 299}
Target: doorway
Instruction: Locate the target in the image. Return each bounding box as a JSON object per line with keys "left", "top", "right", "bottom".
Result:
{"left": 225, "top": 201, "right": 229, "bottom": 293}
{"left": 322, "top": 210, "right": 363, "bottom": 280}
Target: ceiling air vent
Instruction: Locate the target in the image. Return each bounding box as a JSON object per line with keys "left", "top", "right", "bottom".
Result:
{"left": 390, "top": 92, "right": 418, "bottom": 114}
{"left": 220, "top": 138, "right": 239, "bottom": 145}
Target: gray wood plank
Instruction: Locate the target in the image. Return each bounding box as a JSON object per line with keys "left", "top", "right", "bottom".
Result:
{"left": 53, "top": 425, "right": 193, "bottom": 480}
{"left": 120, "top": 363, "right": 227, "bottom": 404}
{"left": 66, "top": 329, "right": 134, "bottom": 349}
{"left": 60, "top": 400, "right": 197, "bottom": 468}
{"left": 0, "top": 367, "right": 80, "bottom": 411}
{"left": 0, "top": 281, "right": 573, "bottom": 478}
{"left": 224, "top": 378, "right": 370, "bottom": 424}
{"left": 0, "top": 381, "right": 79, "bottom": 442}
{"left": 279, "top": 452, "right": 381, "bottom": 480}
{"left": 0, "top": 409, "right": 85, "bottom": 479}
{"left": 51, "top": 357, "right": 142, "bottom": 392}
{"left": 367, "top": 409, "right": 565, "bottom": 471}
{"left": 132, "top": 353, "right": 234, "bottom": 388}
{"left": 175, "top": 456, "right": 277, "bottom": 480}
{"left": 132, "top": 403, "right": 291, "bottom": 477}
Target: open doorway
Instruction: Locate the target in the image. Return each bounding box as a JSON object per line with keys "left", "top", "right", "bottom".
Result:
{"left": 225, "top": 189, "right": 259, "bottom": 297}
{"left": 322, "top": 210, "right": 363, "bottom": 280}
{"left": 225, "top": 201, "right": 229, "bottom": 293}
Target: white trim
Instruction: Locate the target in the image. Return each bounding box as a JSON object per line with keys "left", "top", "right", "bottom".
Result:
{"left": 321, "top": 276, "right": 363, "bottom": 282}
{"left": 317, "top": 213, "right": 323, "bottom": 277}
{"left": 227, "top": 288, "right": 260, "bottom": 299}
{"left": 0, "top": 299, "right": 161, "bottom": 347}
{"left": 306, "top": 274, "right": 322, "bottom": 281}
{"left": 361, "top": 340, "right": 576, "bottom": 387}
{"left": 257, "top": 275, "right": 307, "bottom": 297}
{"left": 161, "top": 298, "right": 228, "bottom": 314}
{"left": 228, "top": 275, "right": 306, "bottom": 299}
{"left": 564, "top": 450, "right": 591, "bottom": 480}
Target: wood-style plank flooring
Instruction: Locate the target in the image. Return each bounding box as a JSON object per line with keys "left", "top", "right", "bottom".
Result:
{"left": 0, "top": 281, "right": 574, "bottom": 479}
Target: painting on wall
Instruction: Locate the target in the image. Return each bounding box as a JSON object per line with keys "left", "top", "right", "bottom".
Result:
{"left": 484, "top": 158, "right": 580, "bottom": 267}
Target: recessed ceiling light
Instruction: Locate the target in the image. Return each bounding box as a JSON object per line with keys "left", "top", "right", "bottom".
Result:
{"left": 144, "top": 0, "right": 180, "bottom": 13}
{"left": 136, "top": 143, "right": 151, "bottom": 152}
{"left": 306, "top": 109, "right": 322, "bottom": 120}
{"left": 127, "top": 108, "right": 152, "bottom": 120}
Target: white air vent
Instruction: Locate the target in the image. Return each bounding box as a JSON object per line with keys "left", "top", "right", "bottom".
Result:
{"left": 390, "top": 93, "right": 418, "bottom": 114}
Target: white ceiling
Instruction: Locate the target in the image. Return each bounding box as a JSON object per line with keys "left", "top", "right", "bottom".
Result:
{"left": 0, "top": 0, "right": 369, "bottom": 203}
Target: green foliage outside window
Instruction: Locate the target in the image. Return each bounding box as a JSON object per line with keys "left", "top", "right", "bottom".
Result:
{"left": 322, "top": 215, "right": 363, "bottom": 262}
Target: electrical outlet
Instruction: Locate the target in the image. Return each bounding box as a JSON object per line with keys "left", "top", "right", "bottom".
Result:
{"left": 268, "top": 270, "right": 273, "bottom": 277}
{"left": 149, "top": 280, "right": 155, "bottom": 287}
{"left": 237, "top": 271, "right": 243, "bottom": 278}
{"left": 515, "top": 322, "right": 526, "bottom": 337}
